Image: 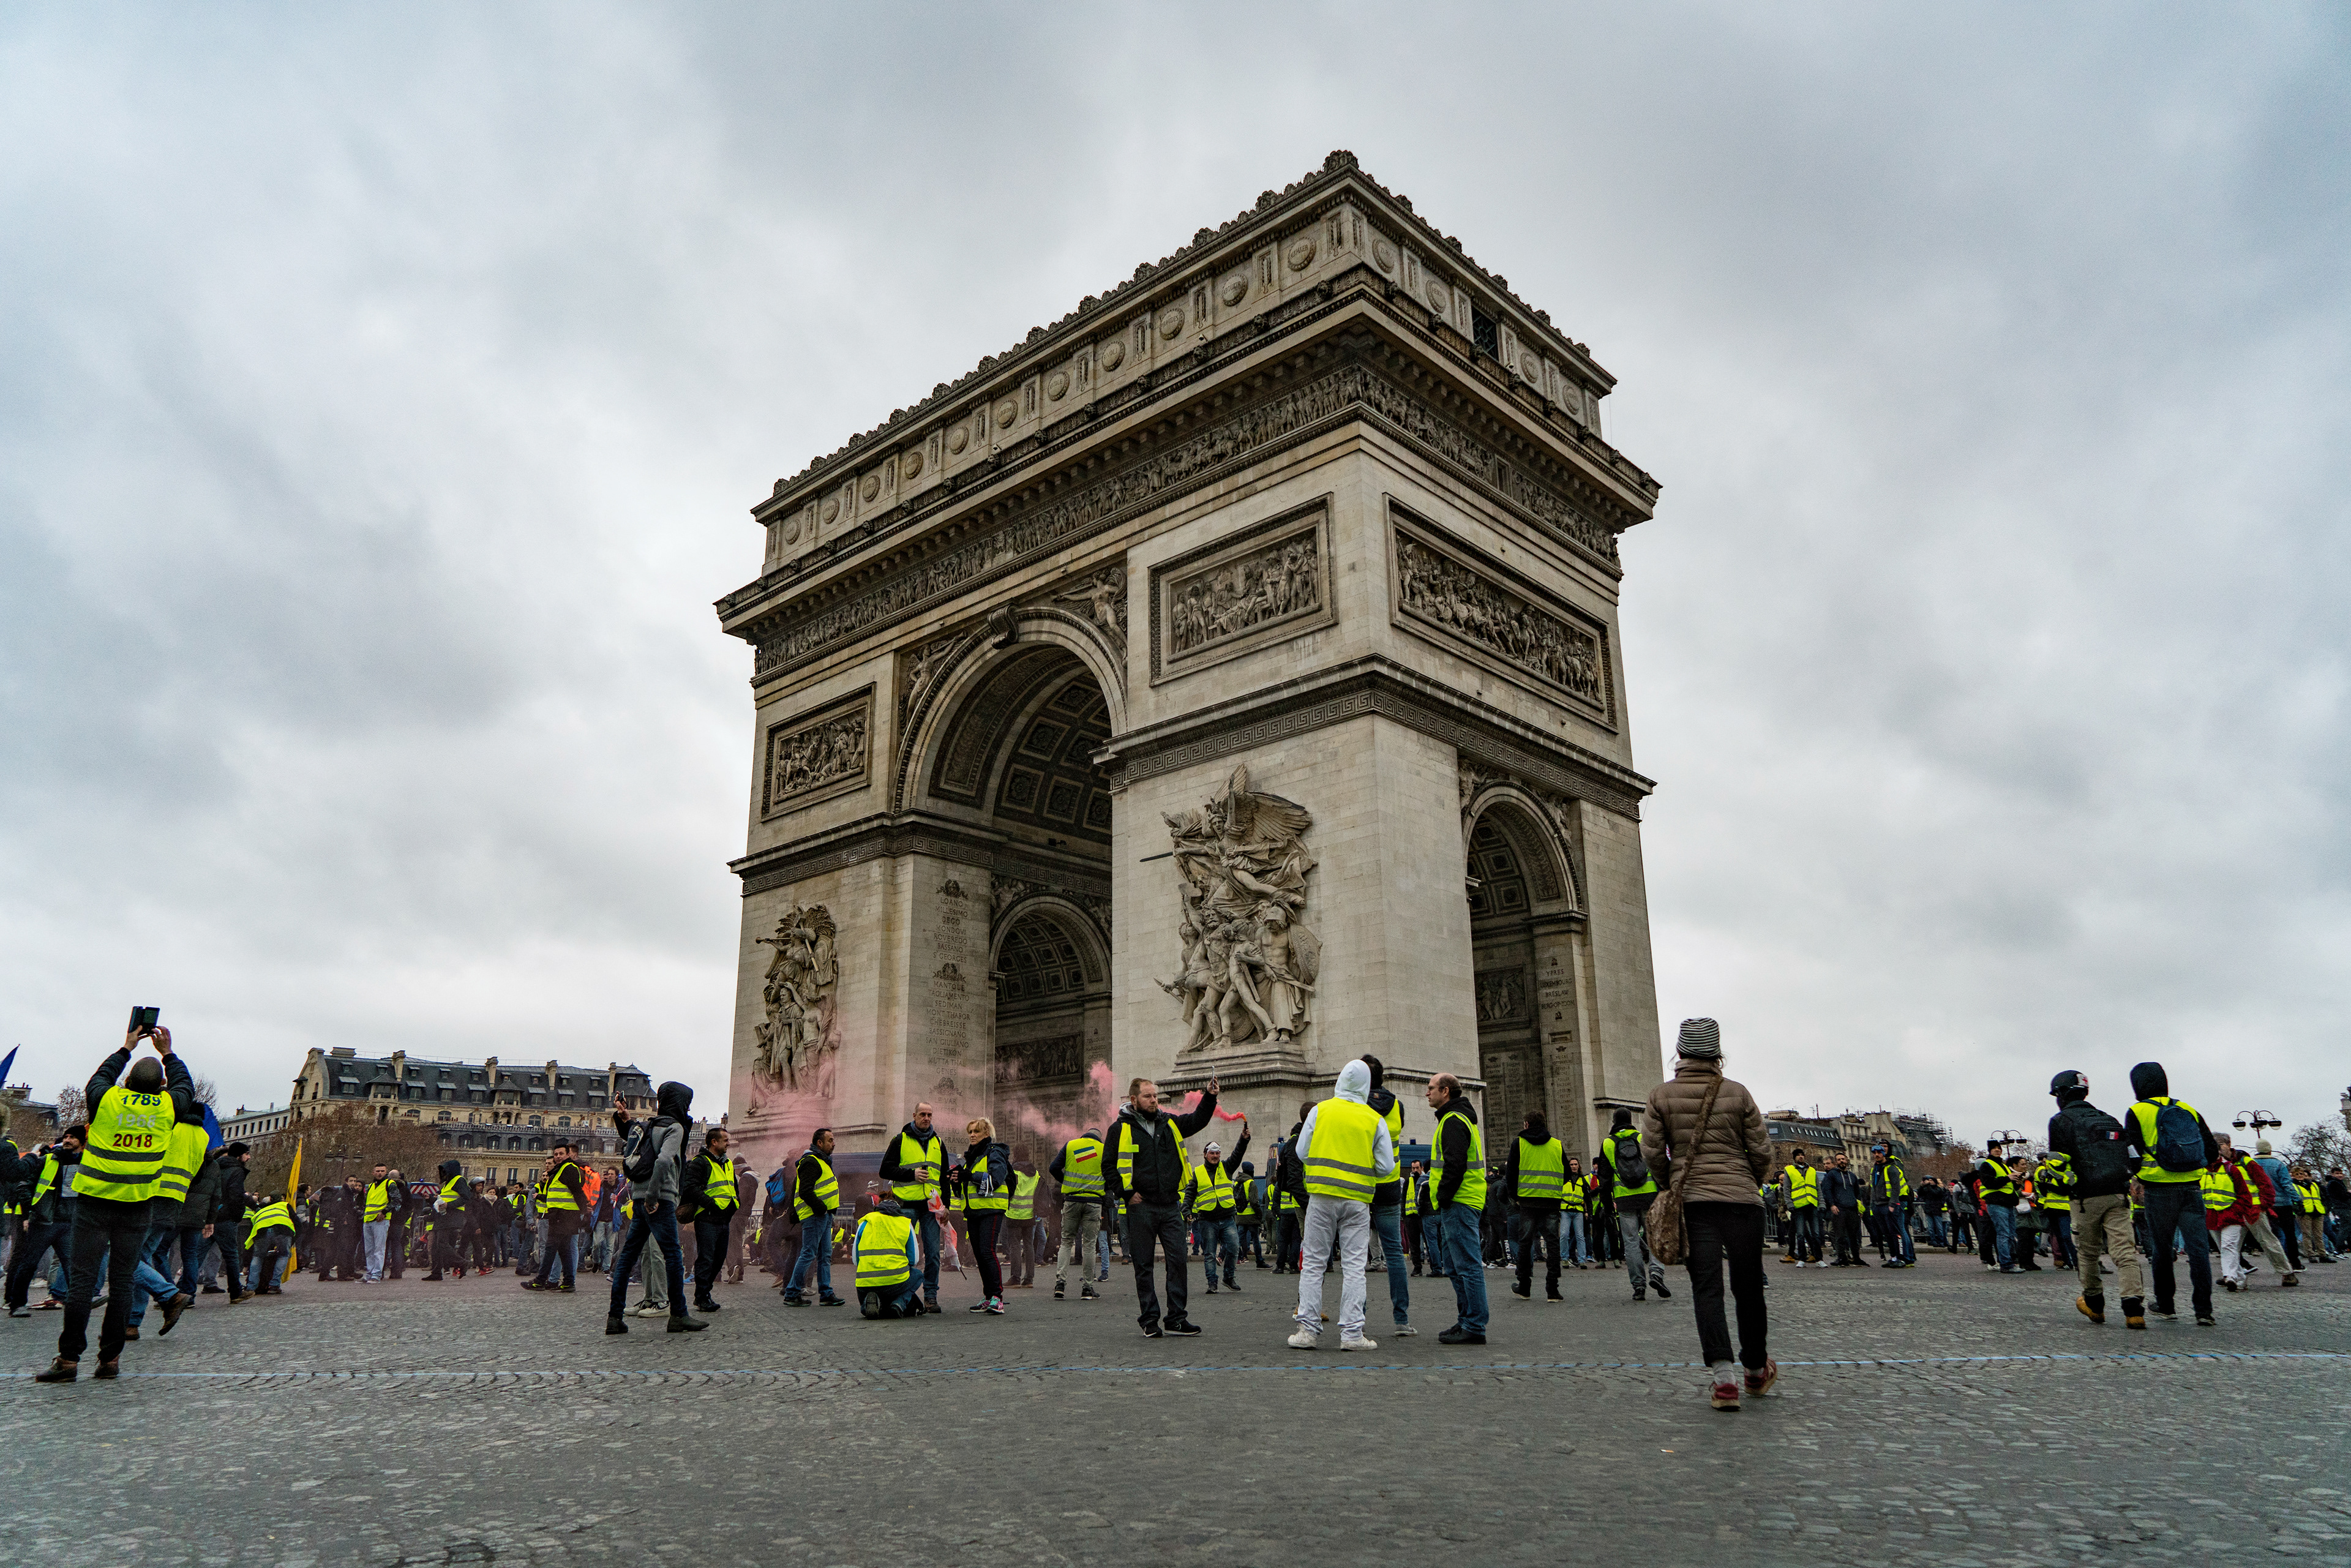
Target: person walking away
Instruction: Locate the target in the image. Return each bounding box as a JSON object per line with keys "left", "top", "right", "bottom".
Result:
{"left": 1503, "top": 1111, "right": 1567, "bottom": 1302}
{"left": 784, "top": 1128, "right": 846, "bottom": 1306}
{"left": 123, "top": 1092, "right": 211, "bottom": 1339}
{"left": 2213, "top": 1145, "right": 2296, "bottom": 1290}
{"left": 682, "top": 1126, "right": 740, "bottom": 1315}
{"left": 36, "top": 1021, "right": 196, "bottom": 1382}
{"left": 1002, "top": 1161, "right": 1041, "bottom": 1289}
{"left": 1049, "top": 1127, "right": 1106, "bottom": 1302}
{"left": 2044, "top": 1070, "right": 2145, "bottom": 1328}
{"left": 524, "top": 1142, "right": 588, "bottom": 1292}
{"left": 602, "top": 1082, "right": 705, "bottom": 1335}
{"left": 1285, "top": 1060, "right": 1394, "bottom": 1352}
{"left": 1357, "top": 1056, "right": 1412, "bottom": 1334}
{"left": 202, "top": 1141, "right": 252, "bottom": 1301}
{"left": 1781, "top": 1152, "right": 1821, "bottom": 1266}
{"left": 2250, "top": 1141, "right": 2303, "bottom": 1272}
{"left": 1642, "top": 1018, "right": 1775, "bottom": 1411}
{"left": 2121, "top": 1062, "right": 2221, "bottom": 1324}
{"left": 1596, "top": 1110, "right": 1671, "bottom": 1302}
{"left": 853, "top": 1196, "right": 925, "bottom": 1318}
{"left": 959, "top": 1118, "right": 1013, "bottom": 1315}
{"left": 1870, "top": 1145, "right": 1917, "bottom": 1267}
{"left": 1104, "top": 1076, "right": 1220, "bottom": 1338}
{"left": 1184, "top": 1127, "right": 1251, "bottom": 1295}
{"left": 1425, "top": 1074, "right": 1490, "bottom": 1344}
{"left": 879, "top": 1103, "right": 949, "bottom": 1315}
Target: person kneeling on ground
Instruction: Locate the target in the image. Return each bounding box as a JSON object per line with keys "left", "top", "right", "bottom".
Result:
{"left": 855, "top": 1196, "right": 925, "bottom": 1318}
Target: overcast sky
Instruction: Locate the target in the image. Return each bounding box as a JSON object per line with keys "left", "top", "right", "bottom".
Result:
{"left": 4, "top": 6, "right": 2345, "bottom": 1147}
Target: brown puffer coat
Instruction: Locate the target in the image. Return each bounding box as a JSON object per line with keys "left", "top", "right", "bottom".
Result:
{"left": 1639, "top": 1061, "right": 1770, "bottom": 1207}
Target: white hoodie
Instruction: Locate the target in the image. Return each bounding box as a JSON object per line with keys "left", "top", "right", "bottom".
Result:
{"left": 1292, "top": 1059, "right": 1397, "bottom": 1198}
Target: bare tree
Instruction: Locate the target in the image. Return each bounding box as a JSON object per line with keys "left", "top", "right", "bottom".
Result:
{"left": 53, "top": 1085, "right": 86, "bottom": 1132}
{"left": 190, "top": 1075, "right": 219, "bottom": 1108}
{"left": 2289, "top": 1120, "right": 2350, "bottom": 1175}
{"left": 248, "top": 1103, "right": 446, "bottom": 1197}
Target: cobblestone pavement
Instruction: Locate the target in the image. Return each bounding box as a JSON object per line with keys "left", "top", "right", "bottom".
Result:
{"left": 4, "top": 1245, "right": 2347, "bottom": 1567}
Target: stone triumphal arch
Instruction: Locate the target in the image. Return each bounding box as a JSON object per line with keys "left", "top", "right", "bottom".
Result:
{"left": 718, "top": 152, "right": 1665, "bottom": 1171}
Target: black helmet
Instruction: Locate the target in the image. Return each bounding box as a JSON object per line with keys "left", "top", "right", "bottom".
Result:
{"left": 2049, "top": 1070, "right": 2088, "bottom": 1099}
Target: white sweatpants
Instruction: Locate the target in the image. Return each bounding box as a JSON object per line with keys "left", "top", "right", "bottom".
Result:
{"left": 2219, "top": 1217, "right": 2291, "bottom": 1283}
{"left": 1294, "top": 1196, "right": 1370, "bottom": 1337}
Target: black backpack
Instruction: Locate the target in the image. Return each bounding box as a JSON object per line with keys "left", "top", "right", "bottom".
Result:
{"left": 1610, "top": 1129, "right": 1651, "bottom": 1188}
{"left": 621, "top": 1119, "right": 670, "bottom": 1184}
{"left": 2062, "top": 1104, "right": 2134, "bottom": 1188}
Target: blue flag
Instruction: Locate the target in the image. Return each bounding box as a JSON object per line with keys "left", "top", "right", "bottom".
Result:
{"left": 0, "top": 1046, "right": 17, "bottom": 1086}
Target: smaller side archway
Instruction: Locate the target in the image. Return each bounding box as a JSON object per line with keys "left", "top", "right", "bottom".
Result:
{"left": 989, "top": 896, "right": 1114, "bottom": 1164}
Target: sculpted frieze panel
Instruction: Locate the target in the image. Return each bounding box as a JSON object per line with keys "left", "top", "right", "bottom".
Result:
{"left": 1475, "top": 966, "right": 1530, "bottom": 1026}
{"left": 760, "top": 689, "right": 872, "bottom": 816}
{"left": 1391, "top": 510, "right": 1613, "bottom": 722}
{"left": 749, "top": 361, "right": 1621, "bottom": 677}
{"left": 1150, "top": 502, "right": 1335, "bottom": 683}
{"left": 1157, "top": 765, "right": 1320, "bottom": 1053}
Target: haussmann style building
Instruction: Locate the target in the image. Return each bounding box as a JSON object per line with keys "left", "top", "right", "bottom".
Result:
{"left": 715, "top": 152, "right": 1668, "bottom": 1172}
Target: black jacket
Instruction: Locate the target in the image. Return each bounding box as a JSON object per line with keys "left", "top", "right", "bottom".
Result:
{"left": 1819, "top": 1168, "right": 1864, "bottom": 1210}
{"left": 1433, "top": 1095, "right": 1480, "bottom": 1209}
{"left": 2121, "top": 1063, "right": 2221, "bottom": 1174}
{"left": 1364, "top": 1087, "right": 1404, "bottom": 1208}
{"left": 214, "top": 1157, "right": 250, "bottom": 1228}
{"left": 1501, "top": 1131, "right": 1565, "bottom": 1212}
{"left": 1106, "top": 1094, "right": 1217, "bottom": 1207}
{"left": 879, "top": 1121, "right": 948, "bottom": 1191}
{"left": 2047, "top": 1098, "right": 2133, "bottom": 1198}
{"left": 792, "top": 1150, "right": 834, "bottom": 1218}
{"left": 9, "top": 1142, "right": 79, "bottom": 1224}
{"left": 86, "top": 1045, "right": 198, "bottom": 1132}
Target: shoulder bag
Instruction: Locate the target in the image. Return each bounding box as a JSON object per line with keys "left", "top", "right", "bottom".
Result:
{"left": 1647, "top": 1074, "right": 1726, "bottom": 1267}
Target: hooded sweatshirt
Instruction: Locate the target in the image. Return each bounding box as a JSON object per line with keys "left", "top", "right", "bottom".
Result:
{"left": 617, "top": 1082, "right": 693, "bottom": 1205}
{"left": 1291, "top": 1060, "right": 1397, "bottom": 1204}
{"left": 2123, "top": 1062, "right": 2219, "bottom": 1174}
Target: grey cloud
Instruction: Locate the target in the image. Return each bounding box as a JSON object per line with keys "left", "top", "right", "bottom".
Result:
{"left": 1, "top": 5, "right": 2344, "bottom": 1142}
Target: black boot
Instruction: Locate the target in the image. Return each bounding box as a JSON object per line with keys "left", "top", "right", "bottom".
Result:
{"left": 667, "top": 1313, "right": 708, "bottom": 1332}
{"left": 605, "top": 1313, "right": 628, "bottom": 1335}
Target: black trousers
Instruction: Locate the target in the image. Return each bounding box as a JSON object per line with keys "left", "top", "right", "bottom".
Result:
{"left": 61, "top": 1197, "right": 153, "bottom": 1365}
{"left": 384, "top": 1219, "right": 408, "bottom": 1278}
{"left": 6, "top": 1217, "right": 69, "bottom": 1310}
{"left": 1511, "top": 1208, "right": 1562, "bottom": 1292}
{"left": 1123, "top": 1201, "right": 1188, "bottom": 1329}
{"left": 1274, "top": 1210, "right": 1301, "bottom": 1271}
{"left": 693, "top": 1217, "right": 732, "bottom": 1300}
{"left": 1832, "top": 1208, "right": 1864, "bottom": 1262}
{"left": 1683, "top": 1201, "right": 1768, "bottom": 1371}
{"left": 430, "top": 1224, "right": 463, "bottom": 1276}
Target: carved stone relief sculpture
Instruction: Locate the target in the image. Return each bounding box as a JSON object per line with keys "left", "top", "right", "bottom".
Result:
{"left": 752, "top": 904, "right": 841, "bottom": 1099}
{"left": 1392, "top": 514, "right": 1613, "bottom": 718}
{"left": 1150, "top": 503, "right": 1337, "bottom": 682}
{"left": 1155, "top": 764, "right": 1321, "bottom": 1052}
{"left": 762, "top": 691, "right": 872, "bottom": 816}
{"left": 1052, "top": 566, "right": 1128, "bottom": 659}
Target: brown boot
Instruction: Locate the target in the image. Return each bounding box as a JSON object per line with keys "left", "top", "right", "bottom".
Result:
{"left": 33, "top": 1357, "right": 77, "bottom": 1383}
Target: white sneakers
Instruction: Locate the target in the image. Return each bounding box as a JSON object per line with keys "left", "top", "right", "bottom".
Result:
{"left": 1340, "top": 1334, "right": 1378, "bottom": 1352}
{"left": 1286, "top": 1326, "right": 1320, "bottom": 1349}
{"left": 1393, "top": 1324, "right": 1419, "bottom": 1335}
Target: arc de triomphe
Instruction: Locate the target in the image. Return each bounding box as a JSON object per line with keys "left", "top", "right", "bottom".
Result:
{"left": 716, "top": 152, "right": 1665, "bottom": 1171}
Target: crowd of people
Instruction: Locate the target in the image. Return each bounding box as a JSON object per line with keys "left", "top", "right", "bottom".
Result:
{"left": 9, "top": 1021, "right": 2345, "bottom": 1407}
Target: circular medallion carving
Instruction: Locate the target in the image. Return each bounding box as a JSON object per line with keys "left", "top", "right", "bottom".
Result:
{"left": 1045, "top": 370, "right": 1070, "bottom": 401}
{"left": 860, "top": 475, "right": 881, "bottom": 503}
{"left": 820, "top": 497, "right": 839, "bottom": 525}
{"left": 994, "top": 397, "right": 1019, "bottom": 426}
{"left": 1286, "top": 236, "right": 1317, "bottom": 271}
{"left": 946, "top": 424, "right": 969, "bottom": 455}
{"left": 1427, "top": 282, "right": 1450, "bottom": 313}
{"left": 1220, "top": 272, "right": 1248, "bottom": 307}
{"left": 1157, "top": 306, "right": 1183, "bottom": 340}
{"left": 902, "top": 451, "right": 923, "bottom": 480}
{"left": 1371, "top": 238, "right": 1397, "bottom": 272}
{"left": 782, "top": 515, "right": 803, "bottom": 545}
{"left": 1099, "top": 339, "right": 1125, "bottom": 372}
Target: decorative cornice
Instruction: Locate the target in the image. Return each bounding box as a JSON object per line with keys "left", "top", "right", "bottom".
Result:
{"left": 1093, "top": 655, "right": 1654, "bottom": 820}
{"left": 751, "top": 151, "right": 1636, "bottom": 519}
{"left": 730, "top": 812, "right": 1112, "bottom": 899}
{"left": 737, "top": 347, "right": 1632, "bottom": 679}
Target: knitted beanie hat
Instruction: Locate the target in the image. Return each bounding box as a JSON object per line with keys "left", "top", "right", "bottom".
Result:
{"left": 1676, "top": 1018, "right": 1722, "bottom": 1059}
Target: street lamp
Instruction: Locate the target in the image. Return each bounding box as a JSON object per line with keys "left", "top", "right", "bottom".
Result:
{"left": 2230, "top": 1111, "right": 2282, "bottom": 1135}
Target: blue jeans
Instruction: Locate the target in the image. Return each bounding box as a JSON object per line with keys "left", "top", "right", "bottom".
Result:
{"left": 606, "top": 1200, "right": 688, "bottom": 1318}
{"left": 1200, "top": 1217, "right": 1239, "bottom": 1286}
{"left": 2046, "top": 1210, "right": 2074, "bottom": 1268}
{"left": 1986, "top": 1204, "right": 2017, "bottom": 1269}
{"left": 1560, "top": 1209, "right": 1586, "bottom": 1264}
{"left": 1924, "top": 1212, "right": 1948, "bottom": 1248}
{"left": 913, "top": 1207, "right": 942, "bottom": 1300}
{"left": 1370, "top": 1204, "right": 1409, "bottom": 1325}
{"left": 126, "top": 1226, "right": 185, "bottom": 1326}
{"left": 788, "top": 1212, "right": 835, "bottom": 1299}
{"left": 1436, "top": 1203, "right": 1488, "bottom": 1335}
{"left": 1886, "top": 1207, "right": 1916, "bottom": 1264}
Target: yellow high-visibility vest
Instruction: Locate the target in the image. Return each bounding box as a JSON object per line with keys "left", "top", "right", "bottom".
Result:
{"left": 153, "top": 1117, "right": 208, "bottom": 1205}
{"left": 1516, "top": 1136, "right": 1566, "bottom": 1207}
{"left": 78, "top": 1084, "right": 175, "bottom": 1203}
{"left": 542, "top": 1161, "right": 582, "bottom": 1214}
{"left": 702, "top": 1155, "right": 738, "bottom": 1214}
{"left": 1187, "top": 1161, "right": 1237, "bottom": 1214}
{"left": 1303, "top": 1100, "right": 1383, "bottom": 1203}
{"left": 794, "top": 1153, "right": 839, "bottom": 1221}
{"left": 854, "top": 1210, "right": 914, "bottom": 1289}
{"left": 1785, "top": 1166, "right": 1820, "bottom": 1208}
{"left": 886, "top": 1130, "right": 945, "bottom": 1206}
{"left": 1436, "top": 1108, "right": 1486, "bottom": 1211}
{"left": 1008, "top": 1169, "right": 1040, "bottom": 1222}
